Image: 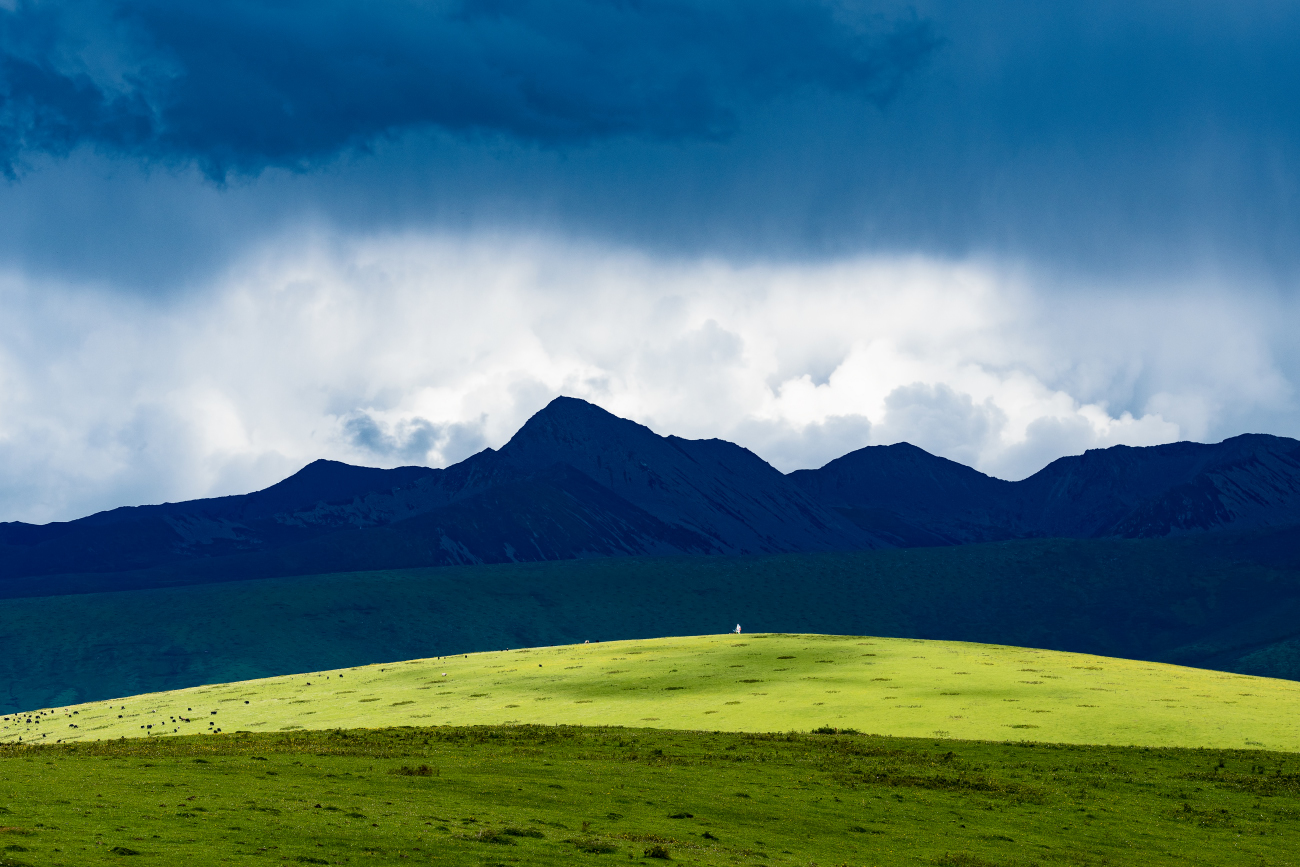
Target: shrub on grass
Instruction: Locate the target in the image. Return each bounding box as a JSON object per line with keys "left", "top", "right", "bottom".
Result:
{"left": 502, "top": 827, "right": 544, "bottom": 838}
{"left": 567, "top": 837, "right": 618, "bottom": 853}
{"left": 645, "top": 844, "right": 671, "bottom": 859}
{"left": 108, "top": 846, "right": 141, "bottom": 855}
{"left": 390, "top": 764, "right": 436, "bottom": 776}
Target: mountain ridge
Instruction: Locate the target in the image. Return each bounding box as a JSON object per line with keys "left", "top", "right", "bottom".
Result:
{"left": 792, "top": 431, "right": 1300, "bottom": 544}
{"left": 2, "top": 397, "right": 1298, "bottom": 595}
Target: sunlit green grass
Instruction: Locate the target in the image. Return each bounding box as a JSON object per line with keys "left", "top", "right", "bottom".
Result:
{"left": 1, "top": 725, "right": 1299, "bottom": 867}
{"left": 9, "top": 633, "right": 1300, "bottom": 751}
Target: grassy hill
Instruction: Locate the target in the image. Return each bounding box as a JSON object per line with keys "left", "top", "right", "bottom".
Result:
{"left": 5, "top": 635, "right": 1300, "bottom": 866}
{"left": 4, "top": 531, "right": 1300, "bottom": 714}
{"left": 10, "top": 634, "right": 1300, "bottom": 752}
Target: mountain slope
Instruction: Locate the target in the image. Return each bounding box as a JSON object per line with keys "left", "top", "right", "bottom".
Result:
{"left": 496, "top": 397, "right": 873, "bottom": 554}
{"left": 787, "top": 442, "right": 1018, "bottom": 545}
{"left": 1011, "top": 433, "right": 1300, "bottom": 537}
{"left": 792, "top": 432, "right": 1300, "bottom": 543}
{"left": 0, "top": 460, "right": 442, "bottom": 580}
{"left": 0, "top": 398, "right": 879, "bottom": 593}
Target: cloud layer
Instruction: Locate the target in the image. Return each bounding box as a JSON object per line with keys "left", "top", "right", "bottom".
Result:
{"left": 1, "top": 232, "right": 1292, "bottom": 523}
{"left": 3, "top": 1, "right": 1300, "bottom": 284}
{"left": 2, "top": 3, "right": 1299, "bottom": 523}
{"left": 0, "top": 0, "right": 936, "bottom": 178}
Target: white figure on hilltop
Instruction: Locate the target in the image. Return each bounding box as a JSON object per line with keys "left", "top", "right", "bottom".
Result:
{"left": 734, "top": 624, "right": 742, "bottom": 634}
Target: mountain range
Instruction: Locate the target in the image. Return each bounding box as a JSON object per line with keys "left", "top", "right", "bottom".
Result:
{"left": 3, "top": 396, "right": 1300, "bottom": 598}
{"left": 4, "top": 396, "right": 1300, "bottom": 710}
{"left": 791, "top": 431, "right": 1300, "bottom": 545}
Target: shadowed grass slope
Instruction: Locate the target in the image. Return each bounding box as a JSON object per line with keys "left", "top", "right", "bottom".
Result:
{"left": 9, "top": 634, "right": 1300, "bottom": 751}
{"left": 5, "top": 531, "right": 1300, "bottom": 715}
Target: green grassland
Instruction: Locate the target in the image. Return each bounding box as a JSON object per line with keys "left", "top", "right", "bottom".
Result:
{"left": 9, "top": 634, "right": 1300, "bottom": 751}
{"left": 2, "top": 724, "right": 1300, "bottom": 867}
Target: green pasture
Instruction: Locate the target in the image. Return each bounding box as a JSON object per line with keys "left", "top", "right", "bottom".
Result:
{"left": 1, "top": 724, "right": 1299, "bottom": 867}
{"left": 8, "top": 634, "right": 1300, "bottom": 751}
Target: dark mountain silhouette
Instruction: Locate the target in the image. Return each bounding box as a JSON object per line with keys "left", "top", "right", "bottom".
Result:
{"left": 2, "top": 397, "right": 1299, "bottom": 598}
{"left": 0, "top": 398, "right": 879, "bottom": 592}
{"left": 789, "top": 433, "right": 1300, "bottom": 544}
{"left": 1020, "top": 434, "right": 1300, "bottom": 537}
{"left": 0, "top": 460, "right": 442, "bottom": 579}
{"left": 495, "top": 397, "right": 867, "bottom": 553}
{"left": 786, "top": 442, "right": 1019, "bottom": 545}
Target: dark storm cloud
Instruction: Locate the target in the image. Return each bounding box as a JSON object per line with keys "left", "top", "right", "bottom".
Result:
{"left": 2, "top": 1, "right": 1299, "bottom": 281}
{"left": 0, "top": 0, "right": 938, "bottom": 179}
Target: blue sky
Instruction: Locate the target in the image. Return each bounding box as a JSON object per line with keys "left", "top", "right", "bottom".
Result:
{"left": 2, "top": 0, "right": 1299, "bottom": 521}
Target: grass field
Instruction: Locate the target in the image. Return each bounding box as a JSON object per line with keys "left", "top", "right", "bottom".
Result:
{"left": 9, "top": 634, "right": 1300, "bottom": 751}
{"left": 1, "top": 724, "right": 1299, "bottom": 866}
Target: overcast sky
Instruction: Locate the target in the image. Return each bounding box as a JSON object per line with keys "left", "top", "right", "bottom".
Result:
{"left": 2, "top": 0, "right": 1299, "bottom": 522}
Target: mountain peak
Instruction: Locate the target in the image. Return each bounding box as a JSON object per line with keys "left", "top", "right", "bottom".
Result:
{"left": 494, "top": 395, "right": 875, "bottom": 554}
{"left": 501, "top": 397, "right": 661, "bottom": 461}
{"left": 244, "top": 459, "right": 437, "bottom": 515}
{"left": 790, "top": 441, "right": 1006, "bottom": 505}
{"left": 817, "top": 441, "right": 987, "bottom": 475}
{"left": 522, "top": 396, "right": 636, "bottom": 430}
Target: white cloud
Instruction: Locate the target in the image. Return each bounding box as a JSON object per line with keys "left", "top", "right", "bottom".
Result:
{"left": 0, "top": 231, "right": 1294, "bottom": 522}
